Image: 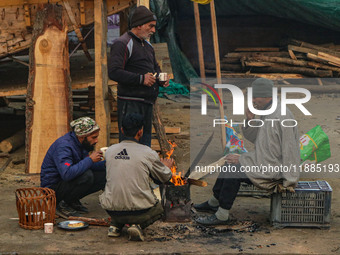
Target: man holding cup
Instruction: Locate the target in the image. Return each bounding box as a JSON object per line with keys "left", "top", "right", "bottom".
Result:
{"left": 40, "top": 117, "right": 106, "bottom": 217}
{"left": 108, "top": 6, "right": 169, "bottom": 147}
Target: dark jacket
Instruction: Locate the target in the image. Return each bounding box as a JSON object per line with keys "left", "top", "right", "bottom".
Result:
{"left": 108, "top": 31, "right": 161, "bottom": 104}
{"left": 40, "top": 132, "right": 105, "bottom": 187}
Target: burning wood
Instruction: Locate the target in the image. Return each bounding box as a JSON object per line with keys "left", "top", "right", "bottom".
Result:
{"left": 165, "top": 140, "right": 186, "bottom": 186}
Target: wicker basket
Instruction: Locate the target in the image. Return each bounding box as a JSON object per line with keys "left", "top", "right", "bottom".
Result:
{"left": 15, "top": 187, "right": 56, "bottom": 230}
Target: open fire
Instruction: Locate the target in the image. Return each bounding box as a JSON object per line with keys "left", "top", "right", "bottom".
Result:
{"left": 165, "top": 140, "right": 187, "bottom": 186}
{"left": 162, "top": 140, "right": 191, "bottom": 222}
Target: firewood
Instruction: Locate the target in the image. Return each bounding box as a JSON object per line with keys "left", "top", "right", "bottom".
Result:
{"left": 226, "top": 52, "right": 291, "bottom": 58}
{"left": 153, "top": 102, "right": 170, "bottom": 156}
{"left": 0, "top": 129, "right": 25, "bottom": 153}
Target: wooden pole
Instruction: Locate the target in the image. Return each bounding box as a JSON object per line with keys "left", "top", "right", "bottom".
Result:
{"left": 94, "top": 0, "right": 110, "bottom": 149}
{"left": 152, "top": 102, "right": 170, "bottom": 157}
{"left": 210, "top": 0, "right": 226, "bottom": 150}
{"left": 137, "top": 0, "right": 149, "bottom": 8}
{"left": 26, "top": 4, "right": 72, "bottom": 173}
{"left": 193, "top": 2, "right": 205, "bottom": 78}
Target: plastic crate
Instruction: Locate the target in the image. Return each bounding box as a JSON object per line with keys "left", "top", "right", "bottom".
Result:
{"left": 271, "top": 181, "right": 332, "bottom": 229}
{"left": 237, "top": 183, "right": 269, "bottom": 197}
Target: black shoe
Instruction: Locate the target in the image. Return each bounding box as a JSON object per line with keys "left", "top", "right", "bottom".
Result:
{"left": 195, "top": 214, "right": 229, "bottom": 226}
{"left": 56, "top": 200, "right": 81, "bottom": 218}
{"left": 193, "top": 201, "right": 218, "bottom": 213}
{"left": 69, "top": 200, "right": 89, "bottom": 214}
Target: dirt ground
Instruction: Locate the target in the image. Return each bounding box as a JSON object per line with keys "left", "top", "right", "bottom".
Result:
{"left": 0, "top": 92, "right": 340, "bottom": 254}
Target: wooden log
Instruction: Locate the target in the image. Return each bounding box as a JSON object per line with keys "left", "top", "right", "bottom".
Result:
{"left": 288, "top": 39, "right": 340, "bottom": 58}
{"left": 94, "top": 0, "right": 110, "bottom": 149}
{"left": 288, "top": 45, "right": 318, "bottom": 55}
{"left": 317, "top": 52, "right": 340, "bottom": 66}
{"left": 26, "top": 4, "right": 72, "bottom": 174}
{"left": 205, "top": 70, "right": 304, "bottom": 79}
{"left": 152, "top": 102, "right": 170, "bottom": 157}
{"left": 0, "top": 129, "right": 25, "bottom": 153}
{"left": 251, "top": 65, "right": 333, "bottom": 77}
{"left": 288, "top": 49, "right": 297, "bottom": 60}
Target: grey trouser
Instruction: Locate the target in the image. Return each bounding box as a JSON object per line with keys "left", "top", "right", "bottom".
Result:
{"left": 106, "top": 202, "right": 163, "bottom": 229}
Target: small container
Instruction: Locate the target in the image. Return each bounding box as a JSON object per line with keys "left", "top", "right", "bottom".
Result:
{"left": 44, "top": 223, "right": 53, "bottom": 233}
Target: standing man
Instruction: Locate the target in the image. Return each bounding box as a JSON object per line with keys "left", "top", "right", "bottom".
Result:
{"left": 194, "top": 78, "right": 300, "bottom": 225}
{"left": 100, "top": 113, "right": 173, "bottom": 241}
{"left": 108, "top": 6, "right": 169, "bottom": 147}
{"left": 41, "top": 117, "right": 106, "bottom": 217}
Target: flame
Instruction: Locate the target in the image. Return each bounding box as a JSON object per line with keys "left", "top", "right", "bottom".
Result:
{"left": 166, "top": 140, "right": 186, "bottom": 186}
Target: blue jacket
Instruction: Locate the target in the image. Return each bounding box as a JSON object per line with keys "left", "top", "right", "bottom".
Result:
{"left": 40, "top": 132, "right": 105, "bottom": 187}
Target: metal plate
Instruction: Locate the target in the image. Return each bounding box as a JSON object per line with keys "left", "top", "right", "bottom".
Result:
{"left": 57, "top": 220, "right": 89, "bottom": 230}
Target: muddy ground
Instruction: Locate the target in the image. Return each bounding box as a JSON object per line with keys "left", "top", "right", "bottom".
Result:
{"left": 0, "top": 91, "right": 340, "bottom": 254}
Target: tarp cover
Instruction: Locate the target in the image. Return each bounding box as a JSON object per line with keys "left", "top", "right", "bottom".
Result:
{"left": 151, "top": 0, "right": 340, "bottom": 84}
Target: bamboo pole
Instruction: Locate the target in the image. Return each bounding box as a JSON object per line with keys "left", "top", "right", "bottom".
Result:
{"left": 210, "top": 0, "right": 226, "bottom": 150}
{"left": 94, "top": 0, "right": 110, "bottom": 148}
{"left": 193, "top": 2, "right": 205, "bottom": 78}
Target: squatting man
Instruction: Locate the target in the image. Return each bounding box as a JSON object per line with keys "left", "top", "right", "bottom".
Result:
{"left": 194, "top": 78, "right": 301, "bottom": 225}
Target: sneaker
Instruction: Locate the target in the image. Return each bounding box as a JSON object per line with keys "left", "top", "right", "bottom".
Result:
{"left": 195, "top": 214, "right": 229, "bottom": 226}
{"left": 127, "top": 224, "right": 144, "bottom": 241}
{"left": 193, "top": 201, "right": 218, "bottom": 213}
{"left": 108, "top": 226, "right": 121, "bottom": 237}
{"left": 56, "top": 200, "right": 81, "bottom": 218}
{"left": 69, "top": 200, "right": 89, "bottom": 214}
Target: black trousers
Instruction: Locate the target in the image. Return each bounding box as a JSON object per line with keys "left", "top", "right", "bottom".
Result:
{"left": 212, "top": 164, "right": 252, "bottom": 210}
{"left": 50, "top": 169, "right": 106, "bottom": 204}
{"left": 106, "top": 202, "right": 163, "bottom": 229}
{"left": 117, "top": 98, "right": 153, "bottom": 147}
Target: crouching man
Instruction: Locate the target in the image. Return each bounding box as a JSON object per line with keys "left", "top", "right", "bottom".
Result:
{"left": 41, "top": 117, "right": 106, "bottom": 217}
{"left": 99, "top": 113, "right": 173, "bottom": 241}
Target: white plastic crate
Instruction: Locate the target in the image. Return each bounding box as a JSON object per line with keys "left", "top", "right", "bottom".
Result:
{"left": 238, "top": 183, "right": 269, "bottom": 197}
{"left": 271, "top": 181, "right": 332, "bottom": 228}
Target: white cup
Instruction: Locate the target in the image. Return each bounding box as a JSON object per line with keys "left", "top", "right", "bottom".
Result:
{"left": 100, "top": 147, "right": 108, "bottom": 160}
{"left": 44, "top": 223, "right": 53, "bottom": 234}
{"left": 159, "top": 73, "right": 168, "bottom": 82}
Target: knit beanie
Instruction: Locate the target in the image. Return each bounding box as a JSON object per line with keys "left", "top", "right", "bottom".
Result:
{"left": 130, "top": 6, "right": 157, "bottom": 28}
{"left": 251, "top": 78, "right": 274, "bottom": 98}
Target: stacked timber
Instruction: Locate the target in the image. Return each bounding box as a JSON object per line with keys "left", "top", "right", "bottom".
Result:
{"left": 202, "top": 39, "right": 340, "bottom": 79}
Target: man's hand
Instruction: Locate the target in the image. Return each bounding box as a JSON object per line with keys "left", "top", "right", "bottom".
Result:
{"left": 245, "top": 107, "right": 255, "bottom": 121}
{"left": 90, "top": 151, "right": 103, "bottom": 163}
{"left": 161, "top": 158, "right": 174, "bottom": 169}
{"left": 225, "top": 154, "right": 241, "bottom": 164}
{"left": 144, "top": 73, "right": 156, "bottom": 87}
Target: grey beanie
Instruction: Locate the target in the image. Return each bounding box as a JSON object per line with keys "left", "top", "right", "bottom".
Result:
{"left": 130, "top": 6, "right": 157, "bottom": 28}
{"left": 251, "top": 78, "right": 274, "bottom": 97}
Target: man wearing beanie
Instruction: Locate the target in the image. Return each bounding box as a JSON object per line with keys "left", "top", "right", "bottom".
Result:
{"left": 108, "top": 6, "right": 169, "bottom": 147}
{"left": 194, "top": 78, "right": 300, "bottom": 225}
{"left": 41, "top": 117, "right": 106, "bottom": 217}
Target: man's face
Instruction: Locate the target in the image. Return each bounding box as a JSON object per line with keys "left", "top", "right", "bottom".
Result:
{"left": 252, "top": 97, "right": 272, "bottom": 110}
{"left": 138, "top": 21, "right": 156, "bottom": 40}
{"left": 82, "top": 131, "right": 99, "bottom": 151}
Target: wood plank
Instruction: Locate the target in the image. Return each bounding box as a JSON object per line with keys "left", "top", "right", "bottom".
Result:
{"left": 63, "top": 0, "right": 92, "bottom": 61}
{"left": 26, "top": 4, "right": 72, "bottom": 173}
{"left": 288, "top": 49, "right": 297, "bottom": 60}
{"left": 193, "top": 1, "right": 205, "bottom": 78}
{"left": 288, "top": 39, "right": 340, "bottom": 58}
{"left": 94, "top": 0, "right": 110, "bottom": 149}
{"left": 110, "top": 125, "right": 181, "bottom": 134}
{"left": 226, "top": 52, "right": 291, "bottom": 58}
{"left": 234, "top": 47, "right": 280, "bottom": 52}
{"left": 318, "top": 52, "right": 340, "bottom": 66}
{"left": 288, "top": 45, "right": 318, "bottom": 55}
{"left": 210, "top": 0, "right": 226, "bottom": 150}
